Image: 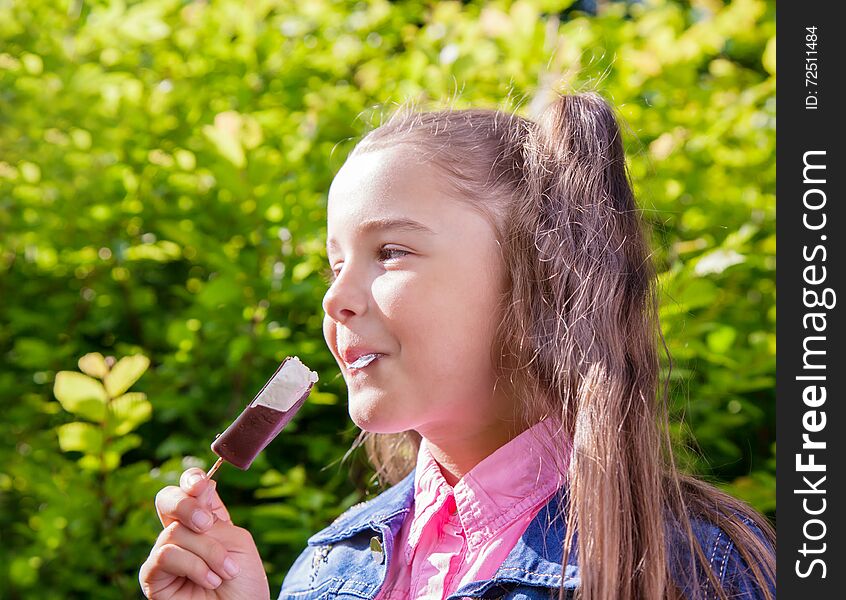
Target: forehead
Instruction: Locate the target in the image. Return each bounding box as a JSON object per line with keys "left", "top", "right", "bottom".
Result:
{"left": 326, "top": 147, "right": 449, "bottom": 246}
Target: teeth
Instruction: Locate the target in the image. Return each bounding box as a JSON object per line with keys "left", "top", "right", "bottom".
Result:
{"left": 349, "top": 353, "right": 379, "bottom": 369}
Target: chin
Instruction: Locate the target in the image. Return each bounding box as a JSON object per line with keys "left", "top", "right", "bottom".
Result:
{"left": 348, "top": 397, "right": 406, "bottom": 434}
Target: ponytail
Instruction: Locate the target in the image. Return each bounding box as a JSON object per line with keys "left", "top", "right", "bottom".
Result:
{"left": 520, "top": 92, "right": 668, "bottom": 599}
{"left": 519, "top": 92, "right": 774, "bottom": 600}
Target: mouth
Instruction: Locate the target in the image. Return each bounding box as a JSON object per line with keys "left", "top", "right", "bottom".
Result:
{"left": 347, "top": 353, "right": 384, "bottom": 370}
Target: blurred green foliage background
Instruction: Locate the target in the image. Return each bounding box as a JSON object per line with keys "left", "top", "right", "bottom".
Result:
{"left": 0, "top": 0, "right": 775, "bottom": 597}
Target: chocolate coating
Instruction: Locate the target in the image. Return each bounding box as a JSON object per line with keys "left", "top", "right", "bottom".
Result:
{"left": 211, "top": 383, "right": 312, "bottom": 469}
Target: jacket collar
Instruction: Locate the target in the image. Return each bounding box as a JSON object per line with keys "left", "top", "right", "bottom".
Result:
{"left": 307, "top": 468, "right": 579, "bottom": 593}
{"left": 308, "top": 469, "right": 416, "bottom": 546}
{"left": 457, "top": 484, "right": 580, "bottom": 594}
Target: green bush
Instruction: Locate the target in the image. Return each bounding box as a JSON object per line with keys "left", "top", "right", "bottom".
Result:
{"left": 0, "top": 0, "right": 775, "bottom": 597}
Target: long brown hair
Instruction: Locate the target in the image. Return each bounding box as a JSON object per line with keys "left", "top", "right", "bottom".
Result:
{"left": 340, "top": 91, "right": 775, "bottom": 599}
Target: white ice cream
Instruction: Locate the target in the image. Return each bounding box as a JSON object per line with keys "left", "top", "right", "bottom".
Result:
{"left": 349, "top": 353, "right": 380, "bottom": 369}
{"left": 253, "top": 356, "right": 319, "bottom": 411}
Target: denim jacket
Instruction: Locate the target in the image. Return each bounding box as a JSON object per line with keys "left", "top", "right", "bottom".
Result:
{"left": 277, "top": 469, "right": 774, "bottom": 599}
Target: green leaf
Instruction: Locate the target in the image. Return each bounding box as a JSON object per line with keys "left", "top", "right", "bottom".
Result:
{"left": 196, "top": 276, "right": 241, "bottom": 309}
{"left": 707, "top": 325, "right": 737, "bottom": 353}
{"left": 78, "top": 352, "right": 109, "bottom": 379}
{"left": 108, "top": 392, "right": 152, "bottom": 436}
{"left": 13, "top": 337, "right": 53, "bottom": 369}
{"left": 660, "top": 278, "right": 716, "bottom": 320}
{"left": 124, "top": 241, "right": 182, "bottom": 262}
{"left": 53, "top": 372, "right": 108, "bottom": 421}
{"left": 104, "top": 354, "right": 150, "bottom": 397}
{"left": 56, "top": 422, "right": 103, "bottom": 454}
{"left": 9, "top": 555, "right": 38, "bottom": 587}
{"left": 227, "top": 335, "right": 251, "bottom": 363}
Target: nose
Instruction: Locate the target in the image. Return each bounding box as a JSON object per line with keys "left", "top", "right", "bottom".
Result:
{"left": 322, "top": 266, "right": 368, "bottom": 323}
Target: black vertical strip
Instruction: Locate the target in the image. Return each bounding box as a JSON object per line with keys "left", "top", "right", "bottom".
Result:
{"left": 777, "top": 2, "right": 844, "bottom": 596}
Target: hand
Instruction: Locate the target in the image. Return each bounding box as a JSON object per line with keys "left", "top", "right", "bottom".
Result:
{"left": 139, "top": 468, "right": 271, "bottom": 600}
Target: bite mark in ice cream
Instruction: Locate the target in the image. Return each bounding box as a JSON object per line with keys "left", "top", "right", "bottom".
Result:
{"left": 208, "top": 356, "right": 318, "bottom": 473}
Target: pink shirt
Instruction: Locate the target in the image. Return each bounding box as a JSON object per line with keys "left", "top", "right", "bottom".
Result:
{"left": 375, "top": 419, "right": 569, "bottom": 599}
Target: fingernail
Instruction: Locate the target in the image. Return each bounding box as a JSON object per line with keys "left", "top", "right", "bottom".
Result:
{"left": 187, "top": 473, "right": 203, "bottom": 488}
{"left": 206, "top": 571, "right": 222, "bottom": 588}
{"left": 213, "top": 507, "right": 231, "bottom": 523}
{"left": 192, "top": 510, "right": 213, "bottom": 530}
{"left": 223, "top": 556, "right": 240, "bottom": 577}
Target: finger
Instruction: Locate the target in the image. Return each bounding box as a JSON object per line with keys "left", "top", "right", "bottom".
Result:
{"left": 179, "top": 468, "right": 231, "bottom": 523}
{"left": 145, "top": 542, "right": 224, "bottom": 591}
{"left": 155, "top": 485, "right": 215, "bottom": 533}
{"left": 156, "top": 522, "right": 241, "bottom": 582}
{"left": 206, "top": 481, "right": 231, "bottom": 523}
{"left": 180, "top": 468, "right": 211, "bottom": 496}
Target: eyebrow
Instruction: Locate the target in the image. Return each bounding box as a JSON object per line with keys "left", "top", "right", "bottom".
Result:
{"left": 326, "top": 217, "right": 436, "bottom": 252}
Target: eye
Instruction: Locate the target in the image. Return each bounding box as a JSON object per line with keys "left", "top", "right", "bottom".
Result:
{"left": 378, "top": 246, "right": 410, "bottom": 262}
{"left": 322, "top": 246, "right": 410, "bottom": 285}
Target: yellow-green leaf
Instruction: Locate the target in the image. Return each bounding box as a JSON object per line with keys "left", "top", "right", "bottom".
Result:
{"left": 240, "top": 114, "right": 264, "bottom": 149}
{"left": 56, "top": 422, "right": 103, "bottom": 454}
{"left": 109, "top": 392, "right": 152, "bottom": 436}
{"left": 308, "top": 389, "right": 337, "bottom": 405}
{"left": 111, "top": 433, "right": 142, "bottom": 456}
{"left": 202, "top": 111, "right": 246, "bottom": 168}
{"left": 707, "top": 325, "right": 737, "bottom": 353}
{"left": 104, "top": 354, "right": 150, "bottom": 397}
{"left": 78, "top": 352, "right": 109, "bottom": 379}
{"left": 53, "top": 371, "right": 108, "bottom": 421}
{"left": 77, "top": 453, "right": 108, "bottom": 471}
{"left": 762, "top": 36, "right": 776, "bottom": 76}
{"left": 101, "top": 451, "right": 121, "bottom": 471}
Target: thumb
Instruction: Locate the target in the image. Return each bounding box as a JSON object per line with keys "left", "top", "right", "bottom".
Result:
{"left": 180, "top": 468, "right": 231, "bottom": 523}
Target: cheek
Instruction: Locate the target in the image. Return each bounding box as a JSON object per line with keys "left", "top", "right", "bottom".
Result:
{"left": 322, "top": 316, "right": 336, "bottom": 354}
{"left": 435, "top": 264, "right": 502, "bottom": 370}
{"left": 377, "top": 269, "right": 500, "bottom": 372}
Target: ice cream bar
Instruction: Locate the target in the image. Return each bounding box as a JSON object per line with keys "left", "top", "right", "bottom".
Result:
{"left": 209, "top": 356, "right": 318, "bottom": 473}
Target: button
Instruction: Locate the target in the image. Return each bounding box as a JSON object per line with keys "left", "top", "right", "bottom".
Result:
{"left": 370, "top": 535, "right": 384, "bottom": 564}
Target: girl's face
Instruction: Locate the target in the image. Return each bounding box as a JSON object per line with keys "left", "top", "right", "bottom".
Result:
{"left": 322, "top": 146, "right": 514, "bottom": 441}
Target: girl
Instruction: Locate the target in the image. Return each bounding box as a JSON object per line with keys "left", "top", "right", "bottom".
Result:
{"left": 140, "top": 91, "right": 776, "bottom": 599}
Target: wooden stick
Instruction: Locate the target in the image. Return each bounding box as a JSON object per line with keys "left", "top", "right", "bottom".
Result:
{"left": 206, "top": 456, "right": 224, "bottom": 479}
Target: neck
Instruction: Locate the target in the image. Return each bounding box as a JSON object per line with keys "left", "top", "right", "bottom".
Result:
{"left": 419, "top": 419, "right": 530, "bottom": 487}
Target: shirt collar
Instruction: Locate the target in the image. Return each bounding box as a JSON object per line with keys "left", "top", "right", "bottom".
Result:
{"left": 405, "top": 418, "right": 569, "bottom": 562}
{"left": 306, "top": 432, "right": 578, "bottom": 594}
